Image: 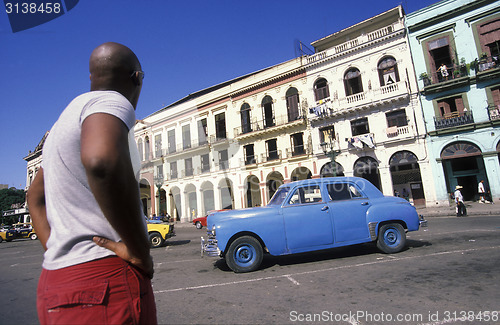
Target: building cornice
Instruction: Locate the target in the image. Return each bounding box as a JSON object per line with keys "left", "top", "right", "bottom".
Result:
{"left": 230, "top": 68, "right": 306, "bottom": 100}
{"left": 407, "top": 0, "right": 498, "bottom": 33}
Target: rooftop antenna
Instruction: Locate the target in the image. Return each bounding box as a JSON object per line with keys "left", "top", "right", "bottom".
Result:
{"left": 294, "top": 39, "right": 315, "bottom": 57}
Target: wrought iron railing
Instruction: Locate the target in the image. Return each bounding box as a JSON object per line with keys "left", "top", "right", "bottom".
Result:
{"left": 434, "top": 111, "right": 474, "bottom": 130}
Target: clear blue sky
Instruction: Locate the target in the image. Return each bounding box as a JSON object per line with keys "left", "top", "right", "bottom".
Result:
{"left": 0, "top": 0, "right": 438, "bottom": 189}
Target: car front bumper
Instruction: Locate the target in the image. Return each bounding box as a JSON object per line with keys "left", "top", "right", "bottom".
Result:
{"left": 201, "top": 235, "right": 221, "bottom": 258}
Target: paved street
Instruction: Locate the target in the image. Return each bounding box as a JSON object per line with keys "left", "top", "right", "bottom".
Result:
{"left": 1, "top": 215, "right": 499, "bottom": 324}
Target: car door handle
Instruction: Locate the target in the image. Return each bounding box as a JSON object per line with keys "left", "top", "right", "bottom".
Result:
{"left": 361, "top": 202, "right": 369, "bottom": 206}
{"left": 321, "top": 206, "right": 329, "bottom": 211}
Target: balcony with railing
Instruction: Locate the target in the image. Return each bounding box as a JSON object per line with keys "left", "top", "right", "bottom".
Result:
{"left": 476, "top": 55, "right": 500, "bottom": 82}
{"left": 306, "top": 23, "right": 402, "bottom": 65}
{"left": 286, "top": 144, "right": 311, "bottom": 159}
{"left": 488, "top": 104, "right": 500, "bottom": 121}
{"left": 310, "top": 80, "right": 408, "bottom": 120}
{"left": 420, "top": 64, "right": 469, "bottom": 87}
{"left": 243, "top": 154, "right": 257, "bottom": 166}
{"left": 477, "top": 55, "right": 499, "bottom": 73}
{"left": 260, "top": 150, "right": 282, "bottom": 164}
{"left": 434, "top": 111, "right": 474, "bottom": 130}
{"left": 234, "top": 114, "right": 305, "bottom": 139}
{"left": 385, "top": 125, "right": 410, "bottom": 138}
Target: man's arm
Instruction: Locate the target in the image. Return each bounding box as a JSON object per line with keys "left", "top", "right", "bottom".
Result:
{"left": 26, "top": 168, "right": 51, "bottom": 250}
{"left": 81, "top": 112, "right": 152, "bottom": 278}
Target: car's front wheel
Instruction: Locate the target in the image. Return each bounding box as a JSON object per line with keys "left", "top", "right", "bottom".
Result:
{"left": 30, "top": 233, "right": 38, "bottom": 240}
{"left": 377, "top": 223, "right": 406, "bottom": 254}
{"left": 195, "top": 221, "right": 203, "bottom": 229}
{"left": 149, "top": 232, "right": 164, "bottom": 248}
{"left": 226, "top": 236, "right": 263, "bottom": 273}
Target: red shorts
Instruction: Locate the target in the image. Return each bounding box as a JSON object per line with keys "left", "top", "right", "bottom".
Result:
{"left": 37, "top": 256, "right": 157, "bottom": 325}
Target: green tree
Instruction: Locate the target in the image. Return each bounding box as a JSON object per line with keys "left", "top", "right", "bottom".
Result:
{"left": 0, "top": 187, "right": 26, "bottom": 212}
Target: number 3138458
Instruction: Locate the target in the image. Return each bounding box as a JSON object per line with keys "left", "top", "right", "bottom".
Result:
{"left": 5, "top": 2, "right": 62, "bottom": 14}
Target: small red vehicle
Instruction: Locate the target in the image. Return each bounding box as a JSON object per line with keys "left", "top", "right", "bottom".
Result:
{"left": 193, "top": 210, "right": 228, "bottom": 229}
{"left": 193, "top": 216, "right": 207, "bottom": 229}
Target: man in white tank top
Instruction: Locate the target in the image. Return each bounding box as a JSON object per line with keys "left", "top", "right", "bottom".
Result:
{"left": 27, "top": 42, "right": 157, "bottom": 324}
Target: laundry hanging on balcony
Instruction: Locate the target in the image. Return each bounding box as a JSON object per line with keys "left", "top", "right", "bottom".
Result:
{"left": 309, "top": 102, "right": 331, "bottom": 117}
{"left": 349, "top": 134, "right": 375, "bottom": 149}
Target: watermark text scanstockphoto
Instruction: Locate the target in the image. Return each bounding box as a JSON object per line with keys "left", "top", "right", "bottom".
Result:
{"left": 289, "top": 310, "right": 499, "bottom": 323}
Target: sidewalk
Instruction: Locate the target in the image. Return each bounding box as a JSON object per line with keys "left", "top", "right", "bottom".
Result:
{"left": 416, "top": 200, "right": 500, "bottom": 218}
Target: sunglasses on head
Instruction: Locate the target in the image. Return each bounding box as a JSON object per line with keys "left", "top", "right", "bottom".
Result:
{"left": 131, "top": 70, "right": 145, "bottom": 80}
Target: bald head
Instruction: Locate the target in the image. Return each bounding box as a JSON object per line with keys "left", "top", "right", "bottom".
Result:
{"left": 89, "top": 42, "right": 143, "bottom": 109}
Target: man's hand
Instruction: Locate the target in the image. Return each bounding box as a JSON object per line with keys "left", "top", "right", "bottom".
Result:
{"left": 93, "top": 236, "right": 154, "bottom": 279}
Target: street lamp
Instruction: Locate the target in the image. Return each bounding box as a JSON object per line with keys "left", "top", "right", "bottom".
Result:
{"left": 320, "top": 130, "right": 340, "bottom": 177}
{"left": 154, "top": 174, "right": 164, "bottom": 216}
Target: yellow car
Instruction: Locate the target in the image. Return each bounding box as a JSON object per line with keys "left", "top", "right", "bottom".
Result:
{"left": 147, "top": 222, "right": 175, "bottom": 248}
{"left": 0, "top": 222, "right": 37, "bottom": 242}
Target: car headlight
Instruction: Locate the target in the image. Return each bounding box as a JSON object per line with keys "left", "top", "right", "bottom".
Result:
{"left": 207, "top": 225, "right": 216, "bottom": 238}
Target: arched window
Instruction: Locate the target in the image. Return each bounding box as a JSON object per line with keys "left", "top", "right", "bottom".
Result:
{"left": 144, "top": 136, "right": 150, "bottom": 161}
{"left": 441, "top": 141, "right": 481, "bottom": 159}
{"left": 137, "top": 138, "right": 144, "bottom": 161}
{"left": 286, "top": 87, "right": 300, "bottom": 122}
{"left": 314, "top": 78, "right": 330, "bottom": 102}
{"left": 378, "top": 56, "right": 399, "bottom": 86}
{"left": 262, "top": 95, "right": 275, "bottom": 128}
{"left": 240, "top": 103, "right": 252, "bottom": 134}
{"left": 344, "top": 68, "right": 363, "bottom": 96}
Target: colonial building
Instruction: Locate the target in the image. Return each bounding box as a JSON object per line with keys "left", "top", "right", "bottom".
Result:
{"left": 23, "top": 131, "right": 47, "bottom": 190}
{"left": 17, "top": 131, "right": 48, "bottom": 223}
{"left": 136, "top": 6, "right": 438, "bottom": 222}
{"left": 406, "top": 0, "right": 500, "bottom": 205}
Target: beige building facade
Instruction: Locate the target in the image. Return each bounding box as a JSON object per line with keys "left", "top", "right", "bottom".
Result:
{"left": 136, "top": 6, "right": 438, "bottom": 222}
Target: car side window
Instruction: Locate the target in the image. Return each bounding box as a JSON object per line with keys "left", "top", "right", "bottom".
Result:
{"left": 287, "top": 185, "right": 322, "bottom": 205}
{"left": 327, "top": 183, "right": 364, "bottom": 201}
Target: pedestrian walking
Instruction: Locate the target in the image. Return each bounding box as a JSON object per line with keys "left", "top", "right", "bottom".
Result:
{"left": 27, "top": 42, "right": 157, "bottom": 324}
{"left": 478, "top": 180, "right": 486, "bottom": 203}
{"left": 454, "top": 185, "right": 467, "bottom": 217}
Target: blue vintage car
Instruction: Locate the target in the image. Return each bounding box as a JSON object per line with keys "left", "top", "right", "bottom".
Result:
{"left": 202, "top": 177, "right": 427, "bottom": 273}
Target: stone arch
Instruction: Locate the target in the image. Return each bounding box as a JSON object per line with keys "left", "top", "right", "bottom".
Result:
{"left": 139, "top": 178, "right": 151, "bottom": 218}
{"left": 290, "top": 166, "right": 312, "bottom": 181}
{"left": 440, "top": 141, "right": 486, "bottom": 201}
{"left": 200, "top": 181, "right": 215, "bottom": 216}
{"left": 184, "top": 183, "right": 197, "bottom": 221}
{"left": 389, "top": 150, "right": 425, "bottom": 206}
{"left": 218, "top": 178, "right": 234, "bottom": 210}
{"left": 266, "top": 171, "right": 284, "bottom": 203}
{"left": 320, "top": 162, "right": 345, "bottom": 177}
{"left": 168, "top": 186, "right": 182, "bottom": 221}
{"left": 244, "top": 174, "right": 262, "bottom": 208}
{"left": 353, "top": 156, "right": 381, "bottom": 190}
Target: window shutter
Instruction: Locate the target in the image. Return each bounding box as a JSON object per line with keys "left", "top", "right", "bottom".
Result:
{"left": 491, "top": 87, "right": 500, "bottom": 106}
{"left": 455, "top": 97, "right": 465, "bottom": 114}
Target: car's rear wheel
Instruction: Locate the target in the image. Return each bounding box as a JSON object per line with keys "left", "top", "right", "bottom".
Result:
{"left": 30, "top": 233, "right": 38, "bottom": 240}
{"left": 226, "top": 236, "right": 263, "bottom": 273}
{"left": 149, "top": 232, "right": 164, "bottom": 248}
{"left": 195, "top": 221, "right": 203, "bottom": 229}
{"left": 0, "top": 237, "right": 2, "bottom": 243}
{"left": 377, "top": 223, "right": 406, "bottom": 254}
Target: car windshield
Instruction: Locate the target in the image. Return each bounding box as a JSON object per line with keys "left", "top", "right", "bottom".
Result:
{"left": 267, "top": 186, "right": 291, "bottom": 206}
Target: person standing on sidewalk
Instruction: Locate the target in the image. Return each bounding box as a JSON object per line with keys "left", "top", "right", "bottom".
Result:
{"left": 478, "top": 180, "right": 486, "bottom": 203}
{"left": 27, "top": 42, "right": 157, "bottom": 324}
{"left": 454, "top": 185, "right": 467, "bottom": 217}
